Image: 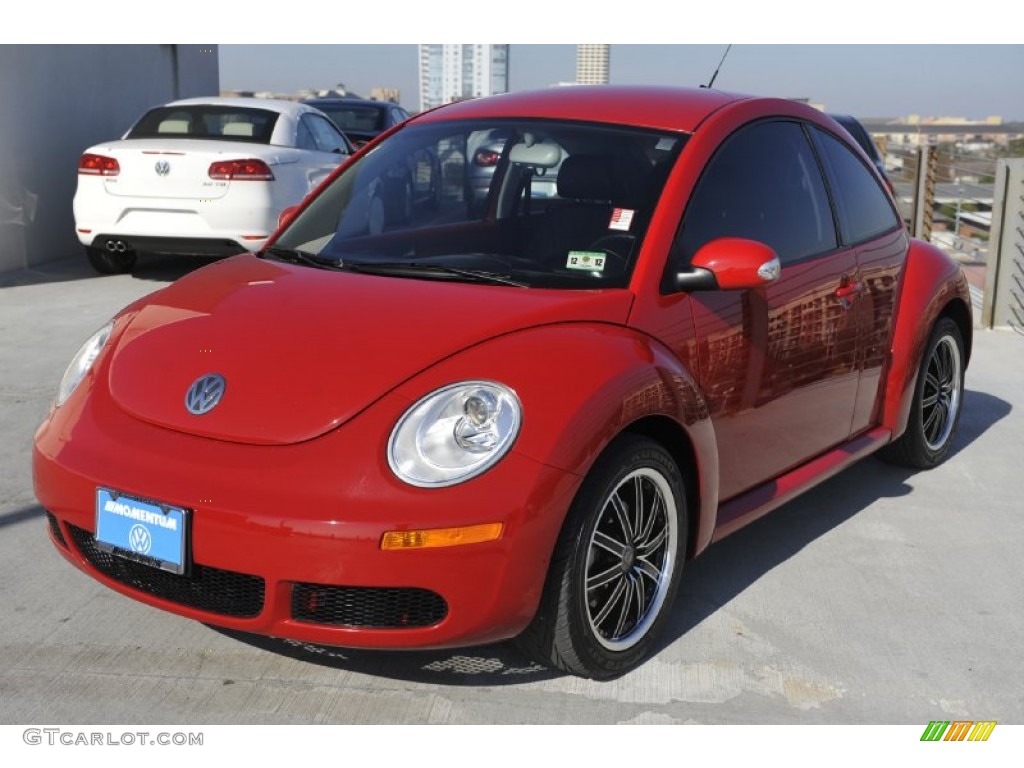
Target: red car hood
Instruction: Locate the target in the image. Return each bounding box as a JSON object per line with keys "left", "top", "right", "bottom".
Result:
{"left": 107, "top": 255, "right": 632, "bottom": 445}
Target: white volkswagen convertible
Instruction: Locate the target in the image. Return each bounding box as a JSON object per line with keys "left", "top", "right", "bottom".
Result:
{"left": 73, "top": 97, "right": 353, "bottom": 273}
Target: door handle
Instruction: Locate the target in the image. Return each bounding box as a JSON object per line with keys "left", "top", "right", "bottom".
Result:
{"left": 835, "top": 279, "right": 862, "bottom": 301}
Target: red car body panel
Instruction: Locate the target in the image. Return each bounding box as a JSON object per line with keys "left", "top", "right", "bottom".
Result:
{"left": 106, "top": 254, "right": 632, "bottom": 445}
{"left": 412, "top": 85, "right": 743, "bottom": 134}
{"left": 34, "top": 86, "right": 972, "bottom": 654}
{"left": 881, "top": 239, "right": 972, "bottom": 437}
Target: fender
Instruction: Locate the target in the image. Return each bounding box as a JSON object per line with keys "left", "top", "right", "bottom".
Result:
{"left": 392, "top": 322, "right": 719, "bottom": 558}
{"left": 882, "top": 239, "right": 973, "bottom": 438}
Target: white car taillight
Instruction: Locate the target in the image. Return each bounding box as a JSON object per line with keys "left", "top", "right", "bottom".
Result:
{"left": 78, "top": 153, "right": 120, "bottom": 176}
{"left": 208, "top": 159, "right": 275, "bottom": 181}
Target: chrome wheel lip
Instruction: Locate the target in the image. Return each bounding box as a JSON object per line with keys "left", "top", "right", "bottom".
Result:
{"left": 922, "top": 334, "right": 963, "bottom": 452}
{"left": 584, "top": 467, "right": 678, "bottom": 652}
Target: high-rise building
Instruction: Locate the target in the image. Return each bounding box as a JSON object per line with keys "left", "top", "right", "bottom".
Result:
{"left": 576, "top": 44, "right": 610, "bottom": 85}
{"left": 418, "top": 44, "right": 510, "bottom": 112}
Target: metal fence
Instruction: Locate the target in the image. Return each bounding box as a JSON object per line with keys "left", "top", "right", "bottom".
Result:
{"left": 878, "top": 145, "right": 1024, "bottom": 332}
{"left": 884, "top": 145, "right": 997, "bottom": 263}
{"left": 981, "top": 158, "right": 1024, "bottom": 333}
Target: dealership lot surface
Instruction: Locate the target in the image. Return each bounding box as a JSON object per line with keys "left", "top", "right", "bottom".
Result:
{"left": 1, "top": 256, "right": 1022, "bottom": 724}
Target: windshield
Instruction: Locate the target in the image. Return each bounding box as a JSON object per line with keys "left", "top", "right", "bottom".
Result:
{"left": 272, "top": 118, "right": 686, "bottom": 289}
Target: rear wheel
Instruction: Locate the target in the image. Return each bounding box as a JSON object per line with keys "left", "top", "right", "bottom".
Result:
{"left": 879, "top": 317, "right": 965, "bottom": 468}
{"left": 85, "top": 245, "right": 136, "bottom": 275}
{"left": 518, "top": 435, "right": 686, "bottom": 679}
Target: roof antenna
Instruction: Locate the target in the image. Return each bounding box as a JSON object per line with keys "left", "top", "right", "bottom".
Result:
{"left": 702, "top": 44, "right": 732, "bottom": 89}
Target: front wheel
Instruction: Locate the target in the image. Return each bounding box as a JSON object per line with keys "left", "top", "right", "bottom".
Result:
{"left": 879, "top": 317, "right": 965, "bottom": 468}
{"left": 518, "top": 435, "right": 687, "bottom": 679}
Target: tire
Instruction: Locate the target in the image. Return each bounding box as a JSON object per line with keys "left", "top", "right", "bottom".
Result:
{"left": 879, "top": 317, "right": 965, "bottom": 469}
{"left": 85, "top": 246, "right": 136, "bottom": 275}
{"left": 518, "top": 435, "right": 687, "bottom": 679}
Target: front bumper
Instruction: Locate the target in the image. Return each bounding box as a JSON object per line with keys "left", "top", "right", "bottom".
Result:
{"left": 34, "top": 383, "right": 581, "bottom": 650}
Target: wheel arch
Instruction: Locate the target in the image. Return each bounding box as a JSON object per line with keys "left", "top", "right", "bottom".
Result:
{"left": 940, "top": 295, "right": 973, "bottom": 367}
{"left": 621, "top": 415, "right": 704, "bottom": 561}
{"left": 390, "top": 322, "right": 721, "bottom": 558}
{"left": 882, "top": 240, "right": 973, "bottom": 439}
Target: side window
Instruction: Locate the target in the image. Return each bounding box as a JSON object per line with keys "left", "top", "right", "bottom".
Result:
{"left": 296, "top": 117, "right": 317, "bottom": 152}
{"left": 307, "top": 114, "right": 348, "bottom": 154}
{"left": 677, "top": 120, "right": 837, "bottom": 267}
{"left": 811, "top": 127, "right": 900, "bottom": 245}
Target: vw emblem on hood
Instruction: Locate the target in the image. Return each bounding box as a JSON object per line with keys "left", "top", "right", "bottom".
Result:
{"left": 185, "top": 373, "right": 226, "bottom": 415}
{"left": 155, "top": 160, "right": 171, "bottom": 176}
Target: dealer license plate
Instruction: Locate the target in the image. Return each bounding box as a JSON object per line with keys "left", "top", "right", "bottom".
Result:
{"left": 94, "top": 488, "right": 189, "bottom": 575}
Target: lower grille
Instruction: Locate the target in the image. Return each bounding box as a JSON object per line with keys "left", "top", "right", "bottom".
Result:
{"left": 46, "top": 511, "right": 68, "bottom": 549}
{"left": 67, "top": 524, "right": 264, "bottom": 619}
{"left": 292, "top": 583, "right": 448, "bottom": 628}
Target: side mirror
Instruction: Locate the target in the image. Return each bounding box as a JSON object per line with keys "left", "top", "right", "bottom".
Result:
{"left": 278, "top": 206, "right": 300, "bottom": 229}
{"left": 675, "top": 237, "right": 781, "bottom": 291}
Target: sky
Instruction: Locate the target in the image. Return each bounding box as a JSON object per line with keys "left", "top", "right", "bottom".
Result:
{"left": 10, "top": 1, "right": 1023, "bottom": 119}
{"left": 219, "top": 44, "right": 1024, "bottom": 119}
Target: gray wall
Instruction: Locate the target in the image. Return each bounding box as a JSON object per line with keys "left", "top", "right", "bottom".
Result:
{"left": 0, "top": 45, "right": 219, "bottom": 273}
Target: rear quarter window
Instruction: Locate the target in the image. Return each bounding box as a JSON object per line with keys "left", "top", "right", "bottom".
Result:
{"left": 811, "top": 127, "right": 900, "bottom": 245}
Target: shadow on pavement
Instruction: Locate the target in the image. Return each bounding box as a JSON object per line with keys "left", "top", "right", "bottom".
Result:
{"left": 130, "top": 254, "right": 222, "bottom": 283}
{"left": 655, "top": 388, "right": 1011, "bottom": 657}
{"left": 208, "top": 626, "right": 558, "bottom": 686}
{"left": 0, "top": 504, "right": 43, "bottom": 530}
{"left": 0, "top": 253, "right": 223, "bottom": 289}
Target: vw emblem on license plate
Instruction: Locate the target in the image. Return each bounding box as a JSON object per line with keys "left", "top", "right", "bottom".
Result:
{"left": 185, "top": 373, "right": 226, "bottom": 415}
{"left": 128, "top": 524, "right": 152, "bottom": 555}
{"left": 155, "top": 160, "right": 171, "bottom": 176}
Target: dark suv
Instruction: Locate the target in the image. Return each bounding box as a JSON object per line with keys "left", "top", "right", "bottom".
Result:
{"left": 302, "top": 98, "right": 410, "bottom": 147}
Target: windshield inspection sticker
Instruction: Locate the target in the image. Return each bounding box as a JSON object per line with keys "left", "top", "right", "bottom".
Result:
{"left": 609, "top": 208, "right": 634, "bottom": 231}
{"left": 567, "top": 251, "right": 606, "bottom": 272}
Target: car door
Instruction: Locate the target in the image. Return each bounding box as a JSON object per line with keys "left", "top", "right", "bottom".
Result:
{"left": 809, "top": 125, "right": 907, "bottom": 434}
{"left": 672, "top": 119, "right": 861, "bottom": 502}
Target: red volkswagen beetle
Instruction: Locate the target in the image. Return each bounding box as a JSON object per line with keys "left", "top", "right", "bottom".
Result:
{"left": 34, "top": 86, "right": 971, "bottom": 679}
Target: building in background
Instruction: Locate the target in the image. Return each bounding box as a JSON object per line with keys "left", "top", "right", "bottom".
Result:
{"left": 576, "top": 45, "right": 610, "bottom": 85}
{"left": 864, "top": 115, "right": 1022, "bottom": 149}
{"left": 418, "top": 44, "right": 509, "bottom": 112}
{"left": 370, "top": 88, "right": 401, "bottom": 104}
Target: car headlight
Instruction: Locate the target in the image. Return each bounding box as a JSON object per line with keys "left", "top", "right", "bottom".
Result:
{"left": 55, "top": 321, "right": 114, "bottom": 407}
{"left": 388, "top": 381, "right": 522, "bottom": 487}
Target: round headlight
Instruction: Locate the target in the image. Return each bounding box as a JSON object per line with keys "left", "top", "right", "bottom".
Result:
{"left": 56, "top": 321, "right": 114, "bottom": 407}
{"left": 388, "top": 381, "right": 522, "bottom": 487}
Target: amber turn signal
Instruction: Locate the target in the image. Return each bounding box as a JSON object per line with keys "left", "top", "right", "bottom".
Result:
{"left": 380, "top": 523, "right": 503, "bottom": 550}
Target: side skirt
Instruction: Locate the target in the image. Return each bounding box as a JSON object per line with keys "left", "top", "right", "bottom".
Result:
{"left": 711, "top": 427, "right": 892, "bottom": 542}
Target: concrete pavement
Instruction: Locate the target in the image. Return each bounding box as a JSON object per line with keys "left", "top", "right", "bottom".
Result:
{"left": 1, "top": 255, "right": 1021, "bottom": 724}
